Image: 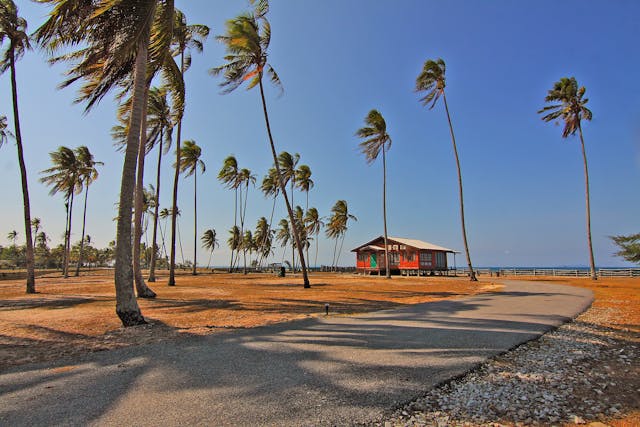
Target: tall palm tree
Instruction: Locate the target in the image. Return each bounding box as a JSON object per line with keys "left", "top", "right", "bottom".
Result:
{"left": 254, "top": 216, "right": 272, "bottom": 267}
{"left": 242, "top": 230, "right": 255, "bottom": 271}
{"left": 177, "top": 140, "right": 205, "bottom": 275}
{"left": 416, "top": 58, "right": 477, "bottom": 281}
{"left": 326, "top": 200, "right": 357, "bottom": 270}
{"left": 293, "top": 205, "right": 309, "bottom": 270}
{"left": 538, "top": 77, "right": 597, "bottom": 280}
{"left": 30, "top": 217, "right": 41, "bottom": 248}
{"left": 210, "top": 0, "right": 310, "bottom": 287}
{"left": 296, "top": 164, "right": 313, "bottom": 267}
{"left": 40, "top": 146, "right": 81, "bottom": 278}
{"left": 237, "top": 167, "right": 256, "bottom": 273}
{"left": 227, "top": 225, "right": 241, "bottom": 266}
{"left": 168, "top": 10, "right": 209, "bottom": 286}
{"left": 7, "top": 230, "right": 17, "bottom": 246}
{"left": 304, "top": 207, "right": 324, "bottom": 269}
{"left": 276, "top": 218, "right": 291, "bottom": 268}
{"left": 74, "top": 146, "right": 103, "bottom": 276}
{"left": 0, "top": 0, "right": 35, "bottom": 293}
{"left": 260, "top": 166, "right": 280, "bottom": 264}
{"left": 36, "top": 0, "right": 177, "bottom": 325}
{"left": 356, "top": 109, "right": 392, "bottom": 278}
{"left": 147, "top": 86, "right": 173, "bottom": 282}
{"left": 278, "top": 151, "right": 300, "bottom": 271}
{"left": 201, "top": 228, "right": 219, "bottom": 270}
{"left": 218, "top": 155, "right": 241, "bottom": 271}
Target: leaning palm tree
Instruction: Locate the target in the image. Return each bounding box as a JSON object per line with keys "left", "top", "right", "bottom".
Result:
{"left": 304, "top": 207, "right": 324, "bottom": 269}
{"left": 201, "top": 228, "right": 219, "bottom": 270}
{"left": 35, "top": 0, "right": 177, "bottom": 325}
{"left": 0, "top": 0, "right": 35, "bottom": 292}
{"left": 40, "top": 146, "right": 81, "bottom": 278}
{"left": 356, "top": 109, "right": 392, "bottom": 278}
{"left": 74, "top": 146, "right": 103, "bottom": 276}
{"left": 326, "top": 200, "right": 357, "bottom": 270}
{"left": 416, "top": 58, "right": 477, "bottom": 281}
{"left": 168, "top": 10, "right": 209, "bottom": 286}
{"left": 177, "top": 140, "right": 205, "bottom": 275}
{"left": 210, "top": 0, "right": 310, "bottom": 287}
{"left": 539, "top": 77, "right": 597, "bottom": 280}
{"left": 218, "top": 155, "right": 241, "bottom": 271}
{"left": 147, "top": 86, "right": 174, "bottom": 282}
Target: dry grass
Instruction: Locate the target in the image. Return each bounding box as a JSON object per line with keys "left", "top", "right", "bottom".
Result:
{"left": 0, "top": 270, "right": 497, "bottom": 369}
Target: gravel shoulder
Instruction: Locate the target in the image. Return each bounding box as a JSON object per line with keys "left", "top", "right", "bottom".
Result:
{"left": 380, "top": 280, "right": 639, "bottom": 427}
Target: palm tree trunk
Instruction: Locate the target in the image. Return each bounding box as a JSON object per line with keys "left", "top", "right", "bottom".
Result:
{"left": 291, "top": 180, "right": 295, "bottom": 272}
{"left": 382, "top": 148, "right": 391, "bottom": 279}
{"left": 332, "top": 237, "right": 338, "bottom": 271}
{"left": 10, "top": 57, "right": 35, "bottom": 293}
{"left": 75, "top": 182, "right": 89, "bottom": 276}
{"left": 114, "top": 34, "right": 150, "bottom": 326}
{"left": 578, "top": 124, "right": 597, "bottom": 280}
{"left": 228, "top": 188, "right": 237, "bottom": 272}
{"left": 169, "top": 49, "right": 185, "bottom": 286}
{"left": 64, "top": 192, "right": 75, "bottom": 278}
{"left": 315, "top": 230, "right": 319, "bottom": 269}
{"left": 192, "top": 173, "right": 197, "bottom": 275}
{"left": 148, "top": 136, "right": 163, "bottom": 282}
{"left": 133, "top": 85, "right": 156, "bottom": 298}
{"left": 258, "top": 80, "right": 310, "bottom": 288}
{"left": 442, "top": 92, "right": 477, "bottom": 282}
{"left": 62, "top": 200, "right": 69, "bottom": 273}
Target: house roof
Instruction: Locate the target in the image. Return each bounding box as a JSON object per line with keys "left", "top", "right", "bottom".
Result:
{"left": 351, "top": 236, "right": 458, "bottom": 253}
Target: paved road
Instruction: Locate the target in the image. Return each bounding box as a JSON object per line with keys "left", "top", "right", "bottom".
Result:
{"left": 0, "top": 280, "right": 593, "bottom": 426}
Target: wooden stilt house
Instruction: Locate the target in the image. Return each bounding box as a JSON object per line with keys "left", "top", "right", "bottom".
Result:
{"left": 352, "top": 236, "right": 457, "bottom": 275}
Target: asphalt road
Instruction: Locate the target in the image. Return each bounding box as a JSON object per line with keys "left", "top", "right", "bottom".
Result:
{"left": 0, "top": 280, "right": 593, "bottom": 426}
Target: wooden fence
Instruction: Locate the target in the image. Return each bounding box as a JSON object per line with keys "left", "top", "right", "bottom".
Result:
{"left": 456, "top": 268, "right": 640, "bottom": 278}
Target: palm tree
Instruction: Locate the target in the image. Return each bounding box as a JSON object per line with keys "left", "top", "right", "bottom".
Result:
{"left": 36, "top": 0, "right": 177, "bottom": 325}
{"left": 293, "top": 205, "right": 309, "bottom": 270}
{"left": 211, "top": 0, "right": 310, "bottom": 287}
{"left": 295, "top": 164, "right": 314, "bottom": 266}
{"left": 254, "top": 216, "right": 272, "bottom": 267}
{"left": 242, "top": 230, "right": 256, "bottom": 272}
{"left": 0, "top": 0, "right": 35, "bottom": 292}
{"left": 30, "top": 217, "right": 41, "bottom": 248}
{"left": 7, "top": 229, "right": 17, "bottom": 246}
{"left": 177, "top": 140, "right": 205, "bottom": 275}
{"left": 278, "top": 151, "right": 300, "bottom": 271}
{"left": 260, "top": 166, "right": 280, "bottom": 264}
{"left": 40, "top": 146, "right": 81, "bottom": 278}
{"left": 168, "top": 10, "right": 209, "bottom": 286}
{"left": 416, "top": 58, "right": 477, "bottom": 281}
{"left": 227, "top": 225, "right": 241, "bottom": 266}
{"left": 276, "top": 218, "right": 291, "bottom": 268}
{"left": 201, "top": 228, "right": 219, "bottom": 270}
{"left": 326, "top": 200, "right": 357, "bottom": 270}
{"left": 538, "top": 77, "right": 597, "bottom": 280}
{"left": 304, "top": 207, "right": 324, "bottom": 269}
{"left": 147, "top": 86, "right": 173, "bottom": 282}
{"left": 237, "top": 167, "right": 256, "bottom": 273}
{"left": 0, "top": 115, "right": 12, "bottom": 146}
{"left": 218, "top": 155, "right": 241, "bottom": 271}
{"left": 356, "top": 109, "right": 392, "bottom": 278}
{"left": 74, "top": 146, "right": 103, "bottom": 276}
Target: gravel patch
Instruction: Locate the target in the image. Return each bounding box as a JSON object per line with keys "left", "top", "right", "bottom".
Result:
{"left": 376, "top": 307, "right": 639, "bottom": 427}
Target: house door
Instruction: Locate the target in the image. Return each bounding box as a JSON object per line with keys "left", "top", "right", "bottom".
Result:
{"left": 370, "top": 253, "right": 377, "bottom": 268}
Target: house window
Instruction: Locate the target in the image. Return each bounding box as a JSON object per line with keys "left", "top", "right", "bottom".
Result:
{"left": 404, "top": 251, "right": 415, "bottom": 262}
{"left": 388, "top": 252, "right": 399, "bottom": 264}
{"left": 420, "top": 252, "right": 432, "bottom": 265}
{"left": 357, "top": 253, "right": 367, "bottom": 262}
{"left": 436, "top": 252, "right": 446, "bottom": 268}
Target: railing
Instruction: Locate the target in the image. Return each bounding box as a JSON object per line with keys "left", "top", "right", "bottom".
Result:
{"left": 455, "top": 268, "right": 640, "bottom": 278}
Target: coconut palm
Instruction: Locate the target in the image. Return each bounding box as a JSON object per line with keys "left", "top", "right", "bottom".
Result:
{"left": 237, "top": 167, "right": 256, "bottom": 272}
{"left": 227, "top": 225, "right": 241, "bottom": 266}
{"left": 147, "top": 86, "right": 173, "bottom": 282}
{"left": 210, "top": 0, "right": 310, "bottom": 287}
{"left": 276, "top": 218, "right": 291, "bottom": 268}
{"left": 304, "top": 207, "right": 324, "bottom": 269}
{"left": 30, "top": 217, "right": 41, "bottom": 247}
{"left": 218, "top": 155, "right": 241, "bottom": 270}
{"left": 168, "top": 11, "right": 209, "bottom": 286}
{"left": 254, "top": 216, "right": 273, "bottom": 267}
{"left": 7, "top": 230, "right": 17, "bottom": 246}
{"left": 278, "top": 151, "right": 300, "bottom": 271}
{"left": 40, "top": 146, "right": 82, "bottom": 278}
{"left": 36, "top": 0, "right": 177, "bottom": 325}
{"left": 295, "top": 164, "right": 314, "bottom": 266}
{"left": 177, "top": 140, "right": 205, "bottom": 275}
{"left": 293, "top": 205, "right": 310, "bottom": 270}
{"left": 326, "top": 200, "right": 357, "bottom": 270}
{"left": 242, "top": 230, "right": 256, "bottom": 272}
{"left": 416, "top": 58, "right": 477, "bottom": 281}
{"left": 201, "top": 228, "right": 219, "bottom": 270}
{"left": 260, "top": 167, "right": 280, "bottom": 262}
{"left": 0, "top": 115, "right": 12, "bottom": 146}
{"left": 356, "top": 109, "right": 392, "bottom": 278}
{"left": 538, "top": 77, "right": 597, "bottom": 280}
{"left": 74, "top": 146, "right": 103, "bottom": 276}
{"left": 0, "top": 0, "right": 35, "bottom": 292}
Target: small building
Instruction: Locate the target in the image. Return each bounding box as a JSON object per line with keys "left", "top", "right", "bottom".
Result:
{"left": 351, "top": 236, "right": 457, "bottom": 276}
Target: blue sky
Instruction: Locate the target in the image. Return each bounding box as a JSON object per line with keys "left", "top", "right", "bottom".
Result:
{"left": 1, "top": 0, "right": 638, "bottom": 268}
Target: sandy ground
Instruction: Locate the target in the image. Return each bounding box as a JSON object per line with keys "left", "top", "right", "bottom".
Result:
{"left": 0, "top": 270, "right": 495, "bottom": 369}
